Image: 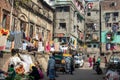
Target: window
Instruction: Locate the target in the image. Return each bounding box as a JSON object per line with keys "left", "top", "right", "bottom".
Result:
{"left": 50, "top": 0, "right": 55, "bottom": 1}
{"left": 112, "top": 17, "right": 116, "bottom": 21}
{"left": 59, "top": 23, "right": 66, "bottom": 30}
{"left": 93, "top": 44, "right": 97, "bottom": 48}
{"left": 113, "top": 12, "right": 119, "bottom": 17}
{"left": 20, "top": 20, "right": 26, "bottom": 31}
{"left": 36, "top": 27, "right": 39, "bottom": 34}
{"left": 106, "top": 13, "right": 110, "bottom": 18}
{"left": 112, "top": 12, "right": 119, "bottom": 21}
{"left": 87, "top": 44, "right": 91, "bottom": 48}
{"left": 87, "top": 12, "right": 91, "bottom": 16}
{"left": 74, "top": 11, "right": 77, "bottom": 17}
{"left": 117, "top": 31, "right": 120, "bottom": 35}
{"left": 47, "top": 30, "right": 50, "bottom": 40}
{"left": 11, "top": 17, "right": 16, "bottom": 31}
{"left": 2, "top": 14, "right": 7, "bottom": 29}
{"left": 74, "top": 25, "right": 76, "bottom": 32}
{"left": 42, "top": 29, "right": 44, "bottom": 38}
{"left": 106, "top": 23, "right": 111, "bottom": 27}
{"left": 30, "top": 24, "right": 33, "bottom": 38}
{"left": 56, "top": 6, "right": 70, "bottom": 12}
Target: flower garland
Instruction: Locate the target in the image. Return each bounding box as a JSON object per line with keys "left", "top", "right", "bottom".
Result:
{"left": 0, "top": 27, "right": 9, "bottom": 36}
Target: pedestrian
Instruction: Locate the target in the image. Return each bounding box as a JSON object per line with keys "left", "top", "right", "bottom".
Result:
{"left": 29, "top": 66, "right": 40, "bottom": 80}
{"left": 6, "top": 64, "right": 16, "bottom": 80}
{"left": 104, "top": 56, "right": 107, "bottom": 67}
{"left": 97, "top": 56, "right": 101, "bottom": 65}
{"left": 34, "top": 61, "right": 44, "bottom": 79}
{"left": 88, "top": 56, "right": 92, "bottom": 67}
{"left": 65, "top": 57, "right": 71, "bottom": 73}
{"left": 47, "top": 54, "right": 56, "bottom": 80}
{"left": 52, "top": 52, "right": 59, "bottom": 77}
{"left": 93, "top": 56, "right": 96, "bottom": 65}
{"left": 70, "top": 55, "right": 74, "bottom": 75}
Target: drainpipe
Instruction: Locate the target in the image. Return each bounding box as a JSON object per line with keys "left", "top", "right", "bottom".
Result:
{"left": 10, "top": 0, "right": 14, "bottom": 31}
{"left": 99, "top": 0, "right": 102, "bottom": 55}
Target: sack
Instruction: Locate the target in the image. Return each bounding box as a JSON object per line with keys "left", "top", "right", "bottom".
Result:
{"left": 38, "top": 69, "right": 44, "bottom": 79}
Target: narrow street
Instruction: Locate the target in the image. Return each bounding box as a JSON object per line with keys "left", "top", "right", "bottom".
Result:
{"left": 43, "top": 62, "right": 106, "bottom": 80}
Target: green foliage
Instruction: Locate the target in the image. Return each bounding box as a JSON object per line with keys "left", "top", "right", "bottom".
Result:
{"left": 14, "top": 74, "right": 22, "bottom": 80}
{"left": 6, "top": 74, "right": 34, "bottom": 80}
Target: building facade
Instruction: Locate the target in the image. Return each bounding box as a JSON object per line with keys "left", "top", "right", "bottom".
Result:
{"left": 47, "top": 0, "right": 85, "bottom": 50}
{"left": 101, "top": 0, "right": 120, "bottom": 53}
{"left": 0, "top": 0, "right": 54, "bottom": 50}
{"left": 85, "top": 1, "right": 100, "bottom": 54}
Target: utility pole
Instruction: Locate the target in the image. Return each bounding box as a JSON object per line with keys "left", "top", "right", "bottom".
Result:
{"left": 99, "top": 0, "right": 102, "bottom": 55}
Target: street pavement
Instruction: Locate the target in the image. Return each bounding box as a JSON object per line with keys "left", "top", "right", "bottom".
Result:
{"left": 43, "top": 62, "right": 106, "bottom": 80}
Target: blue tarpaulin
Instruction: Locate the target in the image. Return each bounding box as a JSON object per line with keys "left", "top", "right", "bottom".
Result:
{"left": 101, "top": 31, "right": 120, "bottom": 43}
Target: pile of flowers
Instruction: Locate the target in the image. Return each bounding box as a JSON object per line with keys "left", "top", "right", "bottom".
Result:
{"left": 0, "top": 27, "right": 9, "bottom": 36}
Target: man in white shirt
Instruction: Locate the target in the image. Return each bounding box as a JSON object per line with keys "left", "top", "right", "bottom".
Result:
{"left": 105, "top": 69, "right": 119, "bottom": 80}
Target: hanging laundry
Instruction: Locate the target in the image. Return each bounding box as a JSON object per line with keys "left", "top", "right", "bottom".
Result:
{"left": 110, "top": 43, "right": 115, "bottom": 50}
{"left": 0, "top": 36, "right": 7, "bottom": 51}
{"left": 87, "top": 2, "right": 93, "bottom": 10}
{"left": 14, "top": 31, "right": 22, "bottom": 49}
{"left": 106, "top": 43, "right": 111, "bottom": 50}
{"left": 106, "top": 34, "right": 111, "bottom": 40}
{"left": 7, "top": 31, "right": 15, "bottom": 42}
{"left": 45, "top": 41, "right": 51, "bottom": 52}
{"left": 112, "top": 24, "right": 119, "bottom": 33}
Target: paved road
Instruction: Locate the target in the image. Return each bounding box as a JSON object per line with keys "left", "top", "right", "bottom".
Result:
{"left": 43, "top": 62, "right": 106, "bottom": 80}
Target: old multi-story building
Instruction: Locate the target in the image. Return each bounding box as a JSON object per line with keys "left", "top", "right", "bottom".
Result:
{"left": 101, "top": 0, "right": 120, "bottom": 53}
{"left": 47, "top": 0, "right": 85, "bottom": 50}
{"left": 0, "top": 0, "right": 11, "bottom": 30}
{"left": 0, "top": 0, "right": 54, "bottom": 50}
{"left": 85, "top": 0, "right": 120, "bottom": 54}
{"left": 17, "top": 0, "right": 54, "bottom": 42}
{"left": 85, "top": 1, "right": 100, "bottom": 54}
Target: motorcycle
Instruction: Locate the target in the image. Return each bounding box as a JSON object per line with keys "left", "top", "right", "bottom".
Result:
{"left": 93, "top": 62, "right": 103, "bottom": 75}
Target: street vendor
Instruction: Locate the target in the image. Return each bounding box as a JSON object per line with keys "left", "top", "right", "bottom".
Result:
{"left": 7, "top": 64, "right": 16, "bottom": 80}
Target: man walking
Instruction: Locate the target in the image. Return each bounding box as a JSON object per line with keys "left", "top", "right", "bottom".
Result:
{"left": 47, "top": 54, "right": 56, "bottom": 80}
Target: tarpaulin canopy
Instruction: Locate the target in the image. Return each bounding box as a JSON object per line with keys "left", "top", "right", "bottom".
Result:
{"left": 101, "top": 31, "right": 108, "bottom": 43}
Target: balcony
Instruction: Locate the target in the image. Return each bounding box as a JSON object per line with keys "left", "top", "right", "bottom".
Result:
{"left": 85, "top": 32, "right": 99, "bottom": 42}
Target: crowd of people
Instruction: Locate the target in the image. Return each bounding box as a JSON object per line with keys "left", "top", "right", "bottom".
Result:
{"left": 88, "top": 55, "right": 107, "bottom": 68}
{"left": 87, "top": 55, "right": 120, "bottom": 80}
{"left": 47, "top": 53, "right": 75, "bottom": 80}
{"left": 0, "top": 60, "right": 44, "bottom": 80}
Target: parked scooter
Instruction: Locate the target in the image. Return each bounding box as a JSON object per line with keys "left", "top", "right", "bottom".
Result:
{"left": 93, "top": 62, "right": 103, "bottom": 74}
